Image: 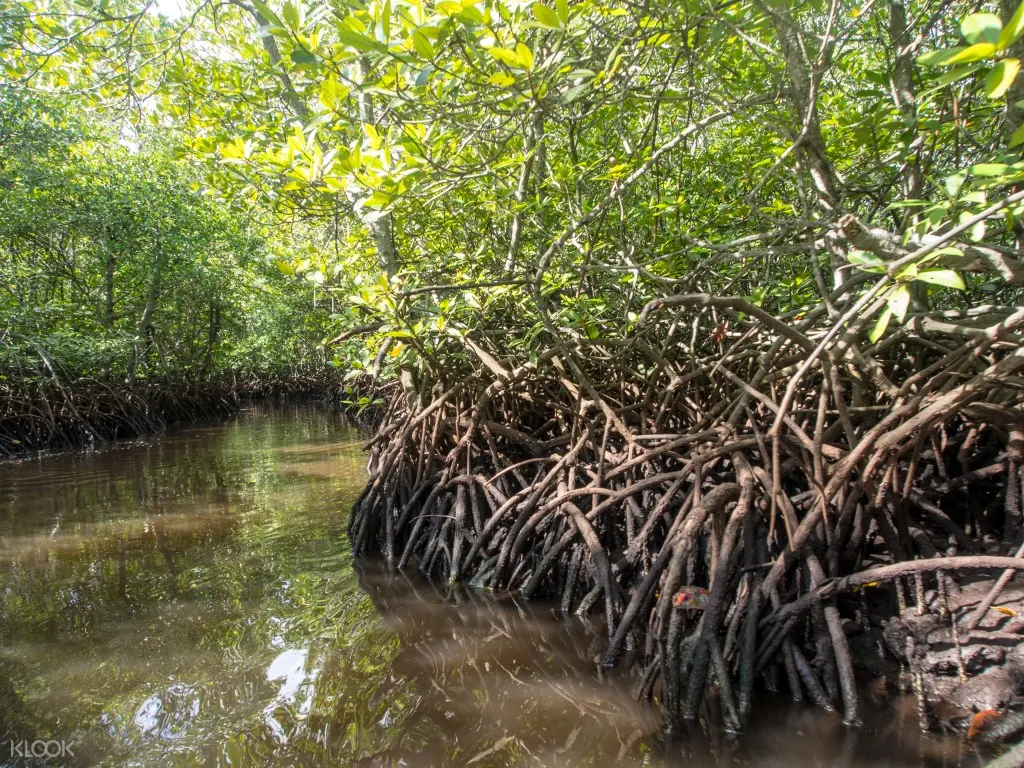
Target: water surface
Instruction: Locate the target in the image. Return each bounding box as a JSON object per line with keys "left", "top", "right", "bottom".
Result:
{"left": 0, "top": 405, "right": 977, "bottom": 766}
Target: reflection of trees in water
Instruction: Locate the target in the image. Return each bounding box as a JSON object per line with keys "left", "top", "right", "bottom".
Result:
{"left": 337, "top": 563, "right": 975, "bottom": 768}
{"left": 0, "top": 405, "right": 369, "bottom": 765}
{"left": 339, "top": 560, "right": 660, "bottom": 766}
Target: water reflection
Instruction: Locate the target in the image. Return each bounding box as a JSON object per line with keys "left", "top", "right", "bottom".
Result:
{"left": 0, "top": 405, "right": 980, "bottom": 767}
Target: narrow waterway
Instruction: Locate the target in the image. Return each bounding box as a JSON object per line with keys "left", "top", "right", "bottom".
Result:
{"left": 0, "top": 404, "right": 977, "bottom": 766}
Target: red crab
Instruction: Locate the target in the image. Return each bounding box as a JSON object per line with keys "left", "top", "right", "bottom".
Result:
{"left": 672, "top": 587, "right": 710, "bottom": 609}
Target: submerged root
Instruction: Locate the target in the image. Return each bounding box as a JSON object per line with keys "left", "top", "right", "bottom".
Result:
{"left": 349, "top": 293, "right": 1024, "bottom": 735}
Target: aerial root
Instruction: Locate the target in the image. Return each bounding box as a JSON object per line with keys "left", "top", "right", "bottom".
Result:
{"left": 349, "top": 294, "right": 1024, "bottom": 734}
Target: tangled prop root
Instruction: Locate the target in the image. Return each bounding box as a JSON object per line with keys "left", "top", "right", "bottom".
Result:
{"left": 349, "top": 293, "right": 1024, "bottom": 734}
{"left": 0, "top": 370, "right": 342, "bottom": 456}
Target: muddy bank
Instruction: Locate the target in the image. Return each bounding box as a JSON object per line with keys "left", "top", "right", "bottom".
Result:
{"left": 848, "top": 571, "right": 1024, "bottom": 752}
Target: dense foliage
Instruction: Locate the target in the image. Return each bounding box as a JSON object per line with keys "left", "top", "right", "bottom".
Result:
{"left": 6, "top": 0, "right": 1024, "bottom": 744}
{"left": 5, "top": 0, "right": 1024, "bottom": 378}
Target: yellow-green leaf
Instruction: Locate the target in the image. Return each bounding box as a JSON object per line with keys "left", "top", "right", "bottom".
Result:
{"left": 961, "top": 13, "right": 1002, "bottom": 45}
{"left": 949, "top": 42, "right": 998, "bottom": 63}
{"left": 533, "top": 3, "right": 561, "bottom": 28}
{"left": 412, "top": 30, "right": 434, "bottom": 58}
{"left": 282, "top": 0, "right": 302, "bottom": 30}
{"left": 915, "top": 269, "right": 966, "bottom": 289}
{"left": 869, "top": 307, "right": 892, "bottom": 343}
{"left": 887, "top": 285, "right": 910, "bottom": 322}
{"left": 489, "top": 47, "right": 520, "bottom": 66}
{"left": 487, "top": 72, "right": 516, "bottom": 86}
{"left": 922, "top": 43, "right": 998, "bottom": 65}
{"left": 919, "top": 47, "right": 970, "bottom": 66}
{"left": 998, "top": 0, "right": 1024, "bottom": 49}
{"left": 985, "top": 58, "right": 1021, "bottom": 98}
{"left": 515, "top": 42, "right": 535, "bottom": 69}
{"left": 556, "top": 0, "right": 569, "bottom": 23}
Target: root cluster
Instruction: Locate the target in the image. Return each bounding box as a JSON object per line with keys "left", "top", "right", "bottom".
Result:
{"left": 349, "top": 291, "right": 1024, "bottom": 733}
{"left": 0, "top": 370, "right": 342, "bottom": 456}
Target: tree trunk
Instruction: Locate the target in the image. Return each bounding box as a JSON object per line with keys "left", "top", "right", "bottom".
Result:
{"left": 357, "top": 57, "right": 399, "bottom": 276}
{"left": 770, "top": 6, "right": 846, "bottom": 288}
{"left": 128, "top": 249, "right": 166, "bottom": 382}
{"left": 888, "top": 0, "right": 927, "bottom": 310}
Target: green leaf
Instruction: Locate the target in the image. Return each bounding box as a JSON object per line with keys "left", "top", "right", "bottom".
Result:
{"left": 281, "top": 0, "right": 301, "bottom": 30}
{"left": 533, "top": 3, "right": 561, "bottom": 28}
{"left": 998, "top": 0, "right": 1024, "bottom": 49}
{"left": 971, "top": 162, "right": 1011, "bottom": 176}
{"left": 887, "top": 284, "right": 910, "bottom": 322}
{"left": 412, "top": 30, "right": 434, "bottom": 58}
{"left": 251, "top": 0, "right": 284, "bottom": 28}
{"left": 1010, "top": 124, "right": 1024, "bottom": 146}
{"left": 985, "top": 58, "right": 1021, "bottom": 98}
{"left": 945, "top": 172, "right": 966, "bottom": 197}
{"left": 915, "top": 269, "right": 966, "bottom": 289}
{"left": 516, "top": 43, "right": 535, "bottom": 69}
{"left": 918, "top": 47, "right": 970, "bottom": 66}
{"left": 556, "top": 0, "right": 569, "bottom": 23}
{"left": 847, "top": 249, "right": 886, "bottom": 273}
{"left": 949, "top": 42, "right": 998, "bottom": 62}
{"left": 336, "top": 28, "right": 384, "bottom": 52}
{"left": 921, "top": 43, "right": 996, "bottom": 65}
{"left": 961, "top": 13, "right": 1002, "bottom": 45}
{"left": 558, "top": 83, "right": 588, "bottom": 104}
{"left": 290, "top": 49, "right": 317, "bottom": 66}
{"left": 487, "top": 72, "right": 516, "bottom": 86}
{"left": 932, "top": 63, "right": 986, "bottom": 86}
{"left": 869, "top": 307, "right": 892, "bottom": 343}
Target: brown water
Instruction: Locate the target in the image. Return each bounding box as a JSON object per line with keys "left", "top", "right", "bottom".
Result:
{"left": 0, "top": 404, "right": 979, "bottom": 767}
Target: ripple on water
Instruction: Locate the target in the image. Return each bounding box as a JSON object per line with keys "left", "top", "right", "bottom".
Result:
{"left": 0, "top": 404, "right": 982, "bottom": 767}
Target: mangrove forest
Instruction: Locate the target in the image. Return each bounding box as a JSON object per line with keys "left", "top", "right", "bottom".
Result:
{"left": 4, "top": 0, "right": 1024, "bottom": 761}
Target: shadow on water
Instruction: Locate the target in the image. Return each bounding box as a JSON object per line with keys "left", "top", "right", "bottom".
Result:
{"left": 0, "top": 404, "right": 984, "bottom": 767}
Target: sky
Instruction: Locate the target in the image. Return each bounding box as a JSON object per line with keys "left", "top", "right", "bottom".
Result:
{"left": 152, "top": 0, "right": 186, "bottom": 20}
